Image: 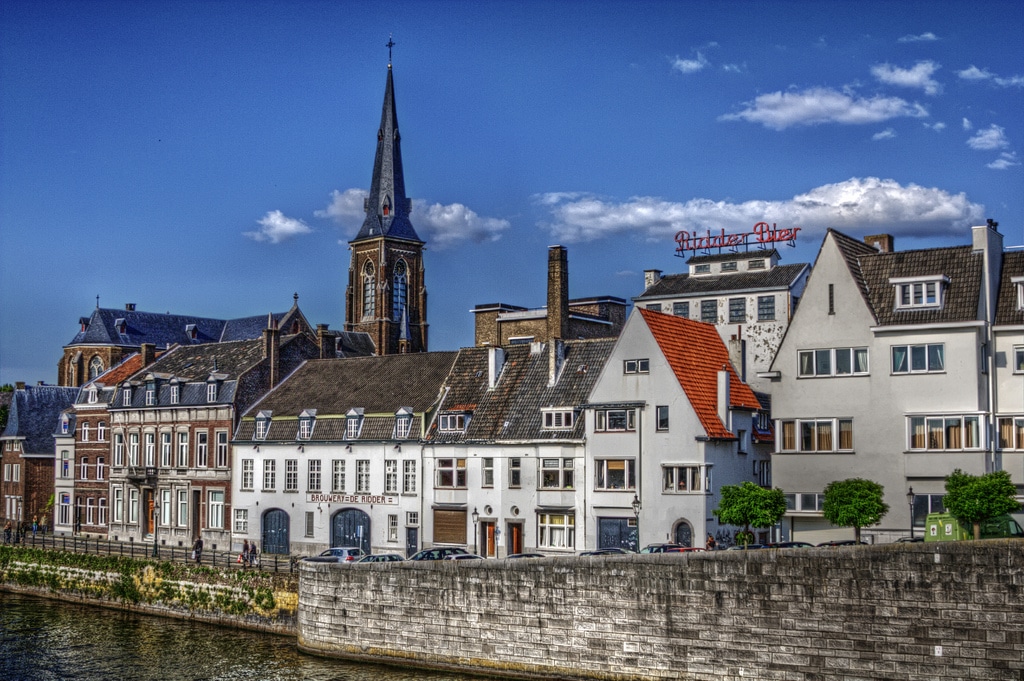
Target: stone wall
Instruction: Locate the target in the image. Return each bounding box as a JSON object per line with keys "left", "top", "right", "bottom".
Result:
{"left": 298, "top": 541, "right": 1023, "bottom": 680}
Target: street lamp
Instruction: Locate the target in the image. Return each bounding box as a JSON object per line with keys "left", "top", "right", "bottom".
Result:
{"left": 471, "top": 507, "right": 480, "bottom": 555}
{"left": 152, "top": 503, "right": 160, "bottom": 558}
{"left": 631, "top": 495, "right": 641, "bottom": 551}
{"left": 906, "top": 487, "right": 915, "bottom": 540}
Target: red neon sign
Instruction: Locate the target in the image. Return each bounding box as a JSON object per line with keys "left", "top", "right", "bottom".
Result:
{"left": 675, "top": 222, "right": 801, "bottom": 255}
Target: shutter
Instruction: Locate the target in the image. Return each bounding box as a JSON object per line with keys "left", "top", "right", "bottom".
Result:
{"left": 433, "top": 509, "right": 467, "bottom": 544}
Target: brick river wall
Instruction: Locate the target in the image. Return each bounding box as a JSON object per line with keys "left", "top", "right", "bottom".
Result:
{"left": 297, "top": 541, "right": 1023, "bottom": 680}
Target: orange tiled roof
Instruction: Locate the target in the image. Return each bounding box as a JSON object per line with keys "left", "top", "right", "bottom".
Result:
{"left": 638, "top": 308, "right": 761, "bottom": 439}
{"left": 93, "top": 351, "right": 160, "bottom": 386}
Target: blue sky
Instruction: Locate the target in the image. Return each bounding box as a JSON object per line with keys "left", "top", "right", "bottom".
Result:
{"left": 2, "top": 0, "right": 1022, "bottom": 385}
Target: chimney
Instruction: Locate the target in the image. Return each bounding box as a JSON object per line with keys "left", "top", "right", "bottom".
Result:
{"left": 487, "top": 347, "right": 505, "bottom": 389}
{"left": 717, "top": 366, "right": 731, "bottom": 432}
{"left": 547, "top": 245, "right": 569, "bottom": 343}
{"left": 973, "top": 220, "right": 1004, "bottom": 323}
{"left": 263, "top": 314, "right": 280, "bottom": 388}
{"left": 864, "top": 234, "right": 894, "bottom": 253}
{"left": 140, "top": 343, "right": 156, "bottom": 367}
{"left": 727, "top": 337, "right": 746, "bottom": 383}
{"left": 125, "top": 303, "right": 136, "bottom": 311}
{"left": 316, "top": 323, "right": 331, "bottom": 359}
{"left": 548, "top": 339, "right": 565, "bottom": 387}
{"left": 644, "top": 269, "right": 663, "bottom": 290}
{"left": 15, "top": 381, "right": 25, "bottom": 390}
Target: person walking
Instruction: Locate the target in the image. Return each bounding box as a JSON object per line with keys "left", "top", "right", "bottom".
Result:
{"left": 3, "top": 520, "right": 11, "bottom": 545}
{"left": 241, "top": 539, "right": 250, "bottom": 567}
{"left": 32, "top": 515, "right": 38, "bottom": 537}
{"left": 705, "top": 533, "right": 717, "bottom": 551}
{"left": 192, "top": 537, "right": 204, "bottom": 564}
{"left": 247, "top": 541, "right": 258, "bottom": 568}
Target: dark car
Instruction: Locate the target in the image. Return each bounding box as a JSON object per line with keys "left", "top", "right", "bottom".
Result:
{"left": 639, "top": 543, "right": 686, "bottom": 553}
{"left": 408, "top": 547, "right": 470, "bottom": 561}
{"left": 724, "top": 544, "right": 770, "bottom": 550}
{"left": 302, "top": 547, "right": 366, "bottom": 563}
{"left": 770, "top": 541, "right": 815, "bottom": 549}
{"left": 356, "top": 553, "right": 405, "bottom": 563}
{"left": 817, "top": 539, "right": 869, "bottom": 547}
{"left": 580, "top": 547, "right": 633, "bottom": 556}
{"left": 894, "top": 536, "right": 924, "bottom": 543}
{"left": 506, "top": 552, "right": 545, "bottom": 559}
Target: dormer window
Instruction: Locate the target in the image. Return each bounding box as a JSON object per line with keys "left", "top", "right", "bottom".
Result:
{"left": 891, "top": 275, "right": 948, "bottom": 310}
{"left": 60, "top": 416, "right": 70, "bottom": 435}
{"left": 438, "top": 412, "right": 469, "bottom": 433}
{"left": 206, "top": 381, "right": 217, "bottom": 403}
{"left": 542, "top": 409, "right": 575, "bottom": 430}
{"left": 346, "top": 408, "right": 365, "bottom": 440}
{"left": 720, "top": 261, "right": 738, "bottom": 272}
{"left": 298, "top": 409, "right": 317, "bottom": 440}
{"left": 122, "top": 384, "right": 132, "bottom": 407}
{"left": 145, "top": 382, "right": 156, "bottom": 406}
{"left": 694, "top": 264, "right": 711, "bottom": 274}
{"left": 394, "top": 407, "right": 413, "bottom": 439}
{"left": 170, "top": 383, "right": 180, "bottom": 405}
{"left": 114, "top": 318, "right": 127, "bottom": 335}
{"left": 186, "top": 324, "right": 198, "bottom": 340}
{"left": 88, "top": 388, "right": 98, "bottom": 404}
{"left": 748, "top": 259, "right": 766, "bottom": 270}
{"left": 254, "top": 411, "right": 272, "bottom": 440}
{"left": 1013, "top": 277, "right": 1024, "bottom": 311}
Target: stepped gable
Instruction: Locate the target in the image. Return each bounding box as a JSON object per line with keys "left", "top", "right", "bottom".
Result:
{"left": 995, "top": 250, "right": 1024, "bottom": 326}
{"left": 1, "top": 385, "right": 79, "bottom": 454}
{"left": 639, "top": 308, "right": 759, "bottom": 439}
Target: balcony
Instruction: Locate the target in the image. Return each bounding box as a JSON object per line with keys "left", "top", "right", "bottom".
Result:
{"left": 125, "top": 466, "right": 158, "bottom": 485}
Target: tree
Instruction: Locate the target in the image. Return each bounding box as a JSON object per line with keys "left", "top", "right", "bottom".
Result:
{"left": 822, "top": 478, "right": 889, "bottom": 543}
{"left": 713, "top": 482, "right": 787, "bottom": 546}
{"left": 943, "top": 469, "right": 1021, "bottom": 540}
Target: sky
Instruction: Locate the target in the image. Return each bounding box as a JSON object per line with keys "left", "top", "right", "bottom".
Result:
{"left": 1, "top": 0, "right": 1022, "bottom": 386}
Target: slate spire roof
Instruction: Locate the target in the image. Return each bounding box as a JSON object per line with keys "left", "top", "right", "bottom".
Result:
{"left": 354, "top": 65, "right": 421, "bottom": 243}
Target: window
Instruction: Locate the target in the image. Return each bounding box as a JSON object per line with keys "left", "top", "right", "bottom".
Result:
{"left": 908, "top": 415, "right": 982, "bottom": 451}
{"left": 299, "top": 417, "right": 314, "bottom": 439}
{"left": 1013, "top": 347, "right": 1024, "bottom": 373}
{"left": 537, "top": 513, "right": 574, "bottom": 549}
{"left": 59, "top": 494, "right": 72, "bottom": 526}
{"left": 595, "top": 459, "right": 636, "bottom": 490}
{"left": 145, "top": 432, "right": 155, "bottom": 466}
{"left": 663, "top": 465, "right": 705, "bottom": 493}
{"left": 645, "top": 303, "right": 662, "bottom": 312}
{"left": 385, "top": 459, "right": 398, "bottom": 493}
{"left": 623, "top": 359, "right": 649, "bottom": 374}
{"left": 241, "top": 459, "right": 254, "bottom": 490}
{"left": 672, "top": 301, "right": 689, "bottom": 318}
{"left": 128, "top": 433, "right": 139, "bottom": 466}
{"left": 60, "top": 450, "right": 71, "bottom": 479}
{"left": 81, "top": 423, "right": 90, "bottom": 442}
{"left": 234, "top": 509, "right": 249, "bottom": 534}
{"left": 778, "top": 419, "right": 854, "bottom": 452}
{"left": 195, "top": 432, "right": 208, "bottom": 468}
{"left": 305, "top": 511, "right": 315, "bottom": 538}
{"left": 700, "top": 300, "right": 717, "bottom": 323}
{"left": 97, "top": 421, "right": 106, "bottom": 441}
{"left": 207, "top": 382, "right": 217, "bottom": 403}
{"left": 542, "top": 409, "right": 575, "bottom": 429}
{"left": 86, "top": 498, "right": 95, "bottom": 525}
{"left": 393, "top": 260, "right": 407, "bottom": 322}
{"left": 509, "top": 458, "right": 521, "bottom": 488}
{"left": 160, "top": 432, "right": 172, "bottom": 467}
{"left": 177, "top": 490, "right": 188, "bottom": 527}
{"left": 356, "top": 460, "right": 370, "bottom": 493}
{"left": 407, "top": 511, "right": 419, "bottom": 526}
{"left": 146, "top": 387, "right": 156, "bottom": 406}
{"left": 595, "top": 408, "right": 636, "bottom": 432}
{"left": 893, "top": 277, "right": 946, "bottom": 310}
{"left": 436, "top": 458, "right": 466, "bottom": 488}
{"left": 394, "top": 414, "right": 412, "bottom": 439}
{"left": 98, "top": 498, "right": 108, "bottom": 526}
{"left": 387, "top": 514, "right": 399, "bottom": 541}
{"left": 170, "top": 384, "right": 180, "bottom": 405}
{"left": 308, "top": 460, "right": 322, "bottom": 492}
{"left": 541, "top": 458, "right": 574, "bottom": 489}
{"left": 255, "top": 417, "right": 269, "bottom": 440}
{"left": 88, "top": 388, "right": 98, "bottom": 404}
{"left": 285, "top": 459, "right": 298, "bottom": 492}
{"left": 748, "top": 259, "right": 765, "bottom": 270}
{"left": 694, "top": 264, "right": 711, "bottom": 274}
{"left": 757, "top": 296, "right": 775, "bottom": 321}
{"left": 892, "top": 344, "right": 944, "bottom": 374}
{"left": 721, "top": 261, "right": 738, "bottom": 272}
{"left": 656, "top": 405, "right": 669, "bottom": 431}
{"left": 80, "top": 457, "right": 89, "bottom": 480}
{"left": 11, "top": 464, "right": 19, "bottom": 483}
{"left": 346, "top": 414, "right": 363, "bottom": 439}
{"left": 482, "top": 458, "right": 494, "bottom": 488}
{"left": 263, "top": 459, "right": 276, "bottom": 490}
{"left": 438, "top": 413, "right": 468, "bottom": 432}
{"left": 215, "top": 431, "right": 228, "bottom": 468}
{"left": 403, "top": 460, "right": 416, "bottom": 494}
{"left": 113, "top": 488, "right": 123, "bottom": 523}
{"left": 332, "top": 460, "right": 345, "bottom": 493}
{"left": 362, "top": 262, "right": 375, "bottom": 319}
{"left": 998, "top": 417, "right": 1024, "bottom": 450}
{"left": 208, "top": 491, "right": 224, "bottom": 529}
{"left": 755, "top": 460, "right": 771, "bottom": 487}
{"left": 161, "top": 489, "right": 172, "bottom": 525}
{"left": 129, "top": 489, "right": 139, "bottom": 524}
{"left": 784, "top": 493, "right": 825, "bottom": 513}
{"left": 798, "top": 348, "right": 869, "bottom": 377}
{"left": 828, "top": 284, "right": 834, "bottom": 315}
{"left": 122, "top": 387, "right": 132, "bottom": 407}
{"left": 177, "top": 432, "right": 189, "bottom": 467}
{"left": 96, "top": 457, "right": 105, "bottom": 481}
{"left": 912, "top": 494, "right": 945, "bottom": 527}
{"left": 729, "top": 297, "right": 746, "bottom": 323}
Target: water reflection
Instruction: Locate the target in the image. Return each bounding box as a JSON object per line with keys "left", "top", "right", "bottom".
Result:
{"left": 0, "top": 592, "right": 488, "bottom": 681}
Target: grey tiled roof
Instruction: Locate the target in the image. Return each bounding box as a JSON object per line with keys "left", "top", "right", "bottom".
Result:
{"left": 129, "top": 339, "right": 267, "bottom": 382}
{"left": 637, "top": 263, "right": 808, "bottom": 299}
{"left": 1, "top": 386, "right": 79, "bottom": 454}
{"left": 330, "top": 331, "right": 377, "bottom": 357}
{"left": 995, "top": 251, "right": 1024, "bottom": 326}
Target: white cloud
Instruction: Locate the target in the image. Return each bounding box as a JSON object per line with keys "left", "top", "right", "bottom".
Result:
{"left": 962, "top": 117, "right": 972, "bottom": 130}
{"left": 898, "top": 32, "right": 938, "bottom": 43}
{"left": 671, "top": 52, "right": 710, "bottom": 74}
{"left": 995, "top": 75, "right": 1024, "bottom": 87}
{"left": 967, "top": 124, "right": 1010, "bottom": 150}
{"left": 958, "top": 65, "right": 993, "bottom": 81}
{"left": 316, "top": 188, "right": 510, "bottom": 249}
{"left": 534, "top": 178, "right": 983, "bottom": 243}
{"left": 871, "top": 61, "right": 942, "bottom": 95}
{"left": 924, "top": 122, "right": 946, "bottom": 132}
{"left": 244, "top": 210, "right": 313, "bottom": 244}
{"left": 720, "top": 87, "right": 928, "bottom": 130}
{"left": 872, "top": 128, "right": 896, "bottom": 141}
{"left": 987, "top": 152, "right": 1020, "bottom": 170}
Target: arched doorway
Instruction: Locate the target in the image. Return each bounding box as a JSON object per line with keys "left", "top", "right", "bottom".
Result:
{"left": 331, "top": 508, "right": 370, "bottom": 553}
{"left": 262, "top": 509, "right": 290, "bottom": 555}
{"left": 673, "top": 520, "right": 694, "bottom": 547}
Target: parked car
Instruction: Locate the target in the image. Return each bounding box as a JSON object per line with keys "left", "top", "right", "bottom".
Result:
{"left": 893, "top": 536, "right": 924, "bottom": 544}
{"left": 664, "top": 547, "right": 705, "bottom": 553}
{"left": 506, "top": 552, "right": 545, "bottom": 559}
{"left": 302, "top": 547, "right": 366, "bottom": 563}
{"left": 769, "top": 541, "right": 815, "bottom": 549}
{"left": 817, "top": 540, "right": 868, "bottom": 547}
{"left": 408, "top": 547, "right": 470, "bottom": 561}
{"left": 725, "top": 544, "right": 770, "bottom": 550}
{"left": 580, "top": 547, "right": 633, "bottom": 556}
{"left": 356, "top": 553, "right": 405, "bottom": 563}
{"left": 639, "top": 543, "right": 685, "bottom": 553}
{"left": 445, "top": 553, "right": 484, "bottom": 560}
{"left": 924, "top": 512, "right": 1024, "bottom": 542}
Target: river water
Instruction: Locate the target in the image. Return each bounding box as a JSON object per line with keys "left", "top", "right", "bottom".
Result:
{"left": 0, "top": 592, "right": 489, "bottom": 681}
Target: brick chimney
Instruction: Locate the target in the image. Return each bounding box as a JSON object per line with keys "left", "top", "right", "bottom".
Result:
{"left": 263, "top": 315, "right": 280, "bottom": 388}
{"left": 864, "top": 234, "right": 894, "bottom": 253}
{"left": 547, "top": 246, "right": 569, "bottom": 343}
{"left": 316, "top": 323, "right": 331, "bottom": 359}
{"left": 140, "top": 343, "right": 156, "bottom": 367}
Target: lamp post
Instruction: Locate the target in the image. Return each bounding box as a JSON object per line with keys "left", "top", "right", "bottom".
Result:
{"left": 631, "top": 495, "right": 641, "bottom": 552}
{"left": 152, "top": 503, "right": 160, "bottom": 558}
{"left": 471, "top": 507, "right": 480, "bottom": 555}
{"left": 906, "top": 487, "right": 915, "bottom": 540}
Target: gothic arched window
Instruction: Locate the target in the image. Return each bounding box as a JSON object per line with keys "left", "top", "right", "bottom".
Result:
{"left": 362, "top": 262, "right": 376, "bottom": 320}
{"left": 89, "top": 356, "right": 104, "bottom": 380}
{"left": 393, "top": 260, "right": 407, "bottom": 322}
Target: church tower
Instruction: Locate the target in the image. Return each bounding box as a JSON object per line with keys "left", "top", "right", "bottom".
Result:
{"left": 344, "top": 52, "right": 428, "bottom": 354}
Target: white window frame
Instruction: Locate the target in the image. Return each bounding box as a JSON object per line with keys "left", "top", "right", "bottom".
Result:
{"left": 542, "top": 409, "right": 575, "bottom": 430}
{"left": 997, "top": 416, "right": 1024, "bottom": 450}
{"left": 129, "top": 489, "right": 139, "bottom": 524}
{"left": 388, "top": 514, "right": 399, "bottom": 542}
{"left": 307, "top": 459, "right": 322, "bottom": 492}
{"left": 537, "top": 512, "right": 575, "bottom": 550}
{"left": 195, "top": 432, "right": 208, "bottom": 468}
{"left": 907, "top": 414, "right": 983, "bottom": 451}
{"left": 403, "top": 460, "right": 416, "bottom": 494}
{"left": 435, "top": 458, "right": 466, "bottom": 488}
{"left": 595, "top": 408, "right": 636, "bottom": 432}
{"left": 482, "top": 458, "right": 494, "bottom": 488}
{"left": 285, "top": 459, "right": 298, "bottom": 492}
{"left": 263, "top": 459, "right": 276, "bottom": 491}
{"left": 160, "top": 432, "right": 172, "bottom": 467}
{"left": 81, "top": 422, "right": 90, "bottom": 442}
{"left": 540, "top": 458, "right": 574, "bottom": 489}
{"left": 1013, "top": 346, "right": 1024, "bottom": 374}
{"left": 438, "top": 413, "right": 468, "bottom": 432}
{"left": 96, "top": 457, "right": 105, "bottom": 481}
{"left": 177, "top": 489, "right": 188, "bottom": 527}
{"left": 96, "top": 421, "right": 106, "bottom": 441}
{"left": 662, "top": 465, "right": 706, "bottom": 493}
{"left": 128, "top": 432, "right": 139, "bottom": 466}
{"left": 892, "top": 344, "right": 944, "bottom": 374}
{"left": 356, "top": 460, "right": 371, "bottom": 493}
{"left": 385, "top": 459, "right": 398, "bottom": 494}
{"left": 798, "top": 348, "right": 869, "bottom": 377}
{"left": 241, "top": 459, "right": 254, "bottom": 490}
{"left": 332, "top": 459, "right": 345, "bottom": 493}
{"left": 595, "top": 459, "right": 636, "bottom": 490}
{"left": 215, "top": 431, "right": 228, "bottom": 468}
{"left": 207, "top": 382, "right": 217, "bottom": 403}
{"left": 623, "top": 359, "right": 650, "bottom": 374}
{"left": 777, "top": 418, "right": 854, "bottom": 453}
{"left": 254, "top": 418, "right": 269, "bottom": 440}
{"left": 176, "top": 431, "right": 189, "bottom": 467}
{"left": 161, "top": 489, "right": 172, "bottom": 525}
{"left": 144, "top": 432, "right": 155, "bottom": 466}
{"left": 113, "top": 488, "right": 123, "bottom": 523}
{"left": 208, "top": 490, "right": 224, "bottom": 529}
{"left": 891, "top": 275, "right": 948, "bottom": 310}
{"left": 234, "top": 508, "right": 248, "bottom": 534}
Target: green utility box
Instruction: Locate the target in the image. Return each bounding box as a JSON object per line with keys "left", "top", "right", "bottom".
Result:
{"left": 924, "top": 512, "right": 1024, "bottom": 542}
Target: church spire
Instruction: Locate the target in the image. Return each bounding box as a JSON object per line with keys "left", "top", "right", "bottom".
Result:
{"left": 354, "top": 50, "right": 420, "bottom": 243}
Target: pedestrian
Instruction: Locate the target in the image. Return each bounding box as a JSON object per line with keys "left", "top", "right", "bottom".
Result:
{"left": 705, "top": 533, "right": 717, "bottom": 551}
{"left": 3, "top": 520, "right": 11, "bottom": 545}
{"left": 241, "top": 539, "right": 250, "bottom": 567}
{"left": 192, "top": 537, "right": 204, "bottom": 564}
{"left": 32, "top": 515, "right": 38, "bottom": 537}
{"left": 248, "top": 541, "right": 258, "bottom": 567}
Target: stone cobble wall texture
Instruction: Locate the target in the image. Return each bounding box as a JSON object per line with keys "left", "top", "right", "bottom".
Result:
{"left": 297, "top": 541, "right": 1024, "bottom": 680}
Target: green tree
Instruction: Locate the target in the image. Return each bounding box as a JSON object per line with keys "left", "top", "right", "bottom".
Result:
{"left": 713, "top": 482, "right": 787, "bottom": 546}
{"left": 822, "top": 478, "right": 889, "bottom": 543}
{"left": 943, "top": 469, "right": 1021, "bottom": 540}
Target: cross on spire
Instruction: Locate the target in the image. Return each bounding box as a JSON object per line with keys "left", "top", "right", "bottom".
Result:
{"left": 386, "top": 34, "right": 395, "bottom": 67}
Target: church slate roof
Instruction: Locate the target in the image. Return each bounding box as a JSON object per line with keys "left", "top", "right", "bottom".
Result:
{"left": 1, "top": 385, "right": 79, "bottom": 455}
{"left": 638, "top": 263, "right": 808, "bottom": 298}
{"left": 995, "top": 251, "right": 1024, "bottom": 326}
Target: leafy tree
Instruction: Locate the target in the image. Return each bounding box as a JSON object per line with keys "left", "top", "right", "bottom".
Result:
{"left": 943, "top": 469, "right": 1021, "bottom": 540}
{"left": 822, "top": 478, "right": 889, "bottom": 543}
{"left": 713, "top": 482, "right": 787, "bottom": 546}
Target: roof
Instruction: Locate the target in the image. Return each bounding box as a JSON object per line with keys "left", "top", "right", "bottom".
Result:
{"left": 1, "top": 385, "right": 79, "bottom": 454}
{"left": 129, "top": 338, "right": 268, "bottom": 383}
{"left": 637, "top": 263, "right": 807, "bottom": 299}
{"left": 995, "top": 251, "right": 1024, "bottom": 326}
{"left": 74, "top": 351, "right": 158, "bottom": 405}
{"left": 638, "top": 309, "right": 761, "bottom": 439}
{"left": 686, "top": 249, "right": 778, "bottom": 265}
{"left": 329, "top": 331, "right": 377, "bottom": 357}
